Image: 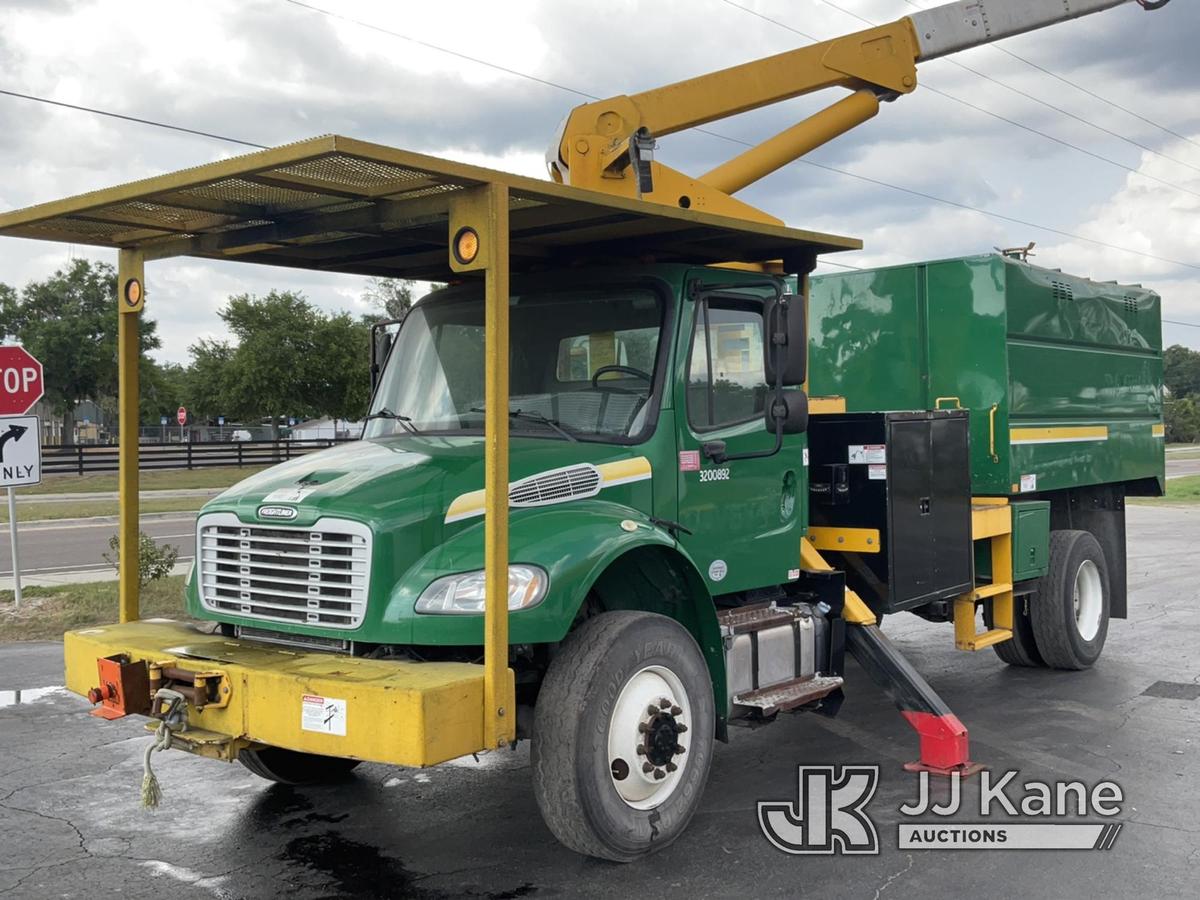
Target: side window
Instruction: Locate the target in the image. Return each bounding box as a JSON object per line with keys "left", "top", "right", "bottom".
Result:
{"left": 687, "top": 299, "right": 768, "bottom": 430}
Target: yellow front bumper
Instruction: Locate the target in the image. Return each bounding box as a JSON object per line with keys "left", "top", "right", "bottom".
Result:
{"left": 65, "top": 620, "right": 512, "bottom": 767}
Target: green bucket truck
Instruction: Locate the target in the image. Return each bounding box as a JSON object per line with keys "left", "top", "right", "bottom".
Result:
{"left": 0, "top": 0, "right": 1170, "bottom": 863}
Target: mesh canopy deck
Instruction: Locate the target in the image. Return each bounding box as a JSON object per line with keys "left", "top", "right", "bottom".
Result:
{"left": 0, "top": 135, "right": 860, "bottom": 280}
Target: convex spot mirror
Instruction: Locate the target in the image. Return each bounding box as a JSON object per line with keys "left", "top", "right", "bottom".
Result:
{"left": 765, "top": 389, "right": 809, "bottom": 435}
{"left": 763, "top": 293, "right": 807, "bottom": 386}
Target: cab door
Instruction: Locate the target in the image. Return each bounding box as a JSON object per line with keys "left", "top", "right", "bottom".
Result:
{"left": 675, "top": 283, "right": 805, "bottom": 595}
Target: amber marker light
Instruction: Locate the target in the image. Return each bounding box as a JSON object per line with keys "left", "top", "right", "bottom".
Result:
{"left": 124, "top": 278, "right": 143, "bottom": 308}
{"left": 453, "top": 227, "right": 480, "bottom": 265}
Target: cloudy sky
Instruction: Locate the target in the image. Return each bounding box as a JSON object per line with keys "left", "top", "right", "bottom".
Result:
{"left": 0, "top": 0, "right": 1197, "bottom": 363}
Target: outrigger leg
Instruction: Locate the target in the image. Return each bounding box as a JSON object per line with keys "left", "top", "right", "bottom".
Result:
{"left": 846, "top": 623, "right": 983, "bottom": 777}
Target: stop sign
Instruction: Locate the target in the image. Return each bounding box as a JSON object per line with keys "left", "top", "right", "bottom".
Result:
{"left": 177, "top": 406, "right": 188, "bottom": 426}
{"left": 0, "top": 346, "right": 44, "bottom": 415}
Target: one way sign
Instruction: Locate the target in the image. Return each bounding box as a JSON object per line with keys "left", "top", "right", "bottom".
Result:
{"left": 0, "top": 415, "right": 41, "bottom": 487}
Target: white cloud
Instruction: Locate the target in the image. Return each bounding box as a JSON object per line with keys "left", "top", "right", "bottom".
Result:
{"left": 0, "top": 0, "right": 1197, "bottom": 359}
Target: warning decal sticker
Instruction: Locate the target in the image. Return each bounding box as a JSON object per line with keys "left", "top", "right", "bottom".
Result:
{"left": 848, "top": 444, "right": 886, "bottom": 465}
{"left": 301, "top": 694, "right": 347, "bottom": 736}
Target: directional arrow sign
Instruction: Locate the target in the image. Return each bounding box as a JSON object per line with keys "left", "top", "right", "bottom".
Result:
{"left": 0, "top": 415, "right": 40, "bottom": 487}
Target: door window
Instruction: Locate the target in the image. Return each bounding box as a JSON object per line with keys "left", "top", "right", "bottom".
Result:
{"left": 687, "top": 299, "right": 768, "bottom": 430}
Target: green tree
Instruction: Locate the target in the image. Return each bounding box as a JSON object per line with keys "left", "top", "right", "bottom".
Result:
{"left": 313, "top": 312, "right": 371, "bottom": 420}
{"left": 210, "top": 290, "right": 371, "bottom": 437}
{"left": 0, "top": 260, "right": 162, "bottom": 442}
{"left": 1164, "top": 344, "right": 1200, "bottom": 399}
{"left": 1165, "top": 397, "right": 1200, "bottom": 443}
{"left": 219, "top": 291, "right": 322, "bottom": 438}
{"left": 184, "top": 338, "right": 235, "bottom": 421}
{"left": 362, "top": 277, "right": 416, "bottom": 322}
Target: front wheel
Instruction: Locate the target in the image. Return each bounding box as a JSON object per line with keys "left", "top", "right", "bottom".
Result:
{"left": 1030, "top": 530, "right": 1111, "bottom": 670}
{"left": 238, "top": 746, "right": 361, "bottom": 785}
{"left": 531, "top": 611, "right": 715, "bottom": 861}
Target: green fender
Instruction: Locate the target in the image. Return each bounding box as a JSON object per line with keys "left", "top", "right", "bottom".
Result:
{"left": 387, "top": 499, "right": 729, "bottom": 734}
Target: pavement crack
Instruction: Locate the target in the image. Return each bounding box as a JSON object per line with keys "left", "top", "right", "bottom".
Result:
{"left": 872, "top": 853, "right": 914, "bottom": 900}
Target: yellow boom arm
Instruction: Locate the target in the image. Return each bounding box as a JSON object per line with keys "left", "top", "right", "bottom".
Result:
{"left": 548, "top": 0, "right": 1154, "bottom": 224}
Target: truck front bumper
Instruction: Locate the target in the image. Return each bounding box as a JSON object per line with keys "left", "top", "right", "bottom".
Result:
{"left": 65, "top": 620, "right": 509, "bottom": 767}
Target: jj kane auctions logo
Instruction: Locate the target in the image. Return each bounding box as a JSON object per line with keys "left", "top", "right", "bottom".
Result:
{"left": 759, "top": 766, "right": 1125, "bottom": 853}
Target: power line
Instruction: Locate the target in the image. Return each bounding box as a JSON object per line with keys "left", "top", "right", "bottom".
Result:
{"left": 893, "top": 0, "right": 1200, "bottom": 174}
{"left": 281, "top": 0, "right": 599, "bottom": 101}
{"left": 1165, "top": 319, "right": 1200, "bottom": 330}
{"left": 900, "top": 0, "right": 1200, "bottom": 153}
{"left": 0, "top": 88, "right": 267, "bottom": 149}
{"left": 279, "top": 0, "right": 1200, "bottom": 273}
{"left": 807, "top": 0, "right": 1200, "bottom": 198}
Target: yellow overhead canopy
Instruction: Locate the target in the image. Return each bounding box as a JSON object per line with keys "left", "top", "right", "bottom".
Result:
{"left": 0, "top": 135, "right": 860, "bottom": 281}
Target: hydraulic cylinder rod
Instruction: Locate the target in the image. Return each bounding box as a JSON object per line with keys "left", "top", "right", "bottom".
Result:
{"left": 701, "top": 89, "right": 881, "bottom": 196}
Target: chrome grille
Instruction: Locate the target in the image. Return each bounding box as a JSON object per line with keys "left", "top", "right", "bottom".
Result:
{"left": 197, "top": 513, "right": 371, "bottom": 629}
{"left": 508, "top": 464, "right": 601, "bottom": 507}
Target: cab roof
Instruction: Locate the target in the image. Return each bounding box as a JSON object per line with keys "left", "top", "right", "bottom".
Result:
{"left": 0, "top": 135, "right": 860, "bottom": 281}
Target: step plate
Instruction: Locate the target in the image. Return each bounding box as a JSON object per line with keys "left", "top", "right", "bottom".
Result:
{"left": 733, "top": 675, "right": 844, "bottom": 716}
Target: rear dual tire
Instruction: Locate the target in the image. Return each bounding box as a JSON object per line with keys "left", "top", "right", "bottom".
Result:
{"left": 1029, "top": 530, "right": 1110, "bottom": 670}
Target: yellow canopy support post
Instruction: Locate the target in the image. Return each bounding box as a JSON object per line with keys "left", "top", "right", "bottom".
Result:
{"left": 449, "top": 183, "right": 516, "bottom": 748}
{"left": 483, "top": 184, "right": 513, "bottom": 748}
{"left": 117, "top": 248, "right": 144, "bottom": 623}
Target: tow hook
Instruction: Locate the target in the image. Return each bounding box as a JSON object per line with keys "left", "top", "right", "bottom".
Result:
{"left": 141, "top": 688, "right": 188, "bottom": 810}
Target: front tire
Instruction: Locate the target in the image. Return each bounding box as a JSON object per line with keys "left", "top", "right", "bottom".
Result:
{"left": 531, "top": 611, "right": 715, "bottom": 861}
{"left": 238, "top": 747, "right": 361, "bottom": 785}
{"left": 1030, "top": 530, "right": 1111, "bottom": 670}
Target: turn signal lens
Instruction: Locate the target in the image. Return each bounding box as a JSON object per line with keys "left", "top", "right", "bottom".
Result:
{"left": 124, "top": 278, "right": 143, "bottom": 307}
{"left": 453, "top": 227, "right": 480, "bottom": 265}
{"left": 415, "top": 565, "right": 549, "bottom": 615}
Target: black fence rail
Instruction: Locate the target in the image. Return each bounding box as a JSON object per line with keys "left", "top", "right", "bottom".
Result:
{"left": 41, "top": 439, "right": 355, "bottom": 476}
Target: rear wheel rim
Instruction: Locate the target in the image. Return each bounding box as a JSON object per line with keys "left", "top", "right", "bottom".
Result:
{"left": 1073, "top": 559, "right": 1103, "bottom": 642}
{"left": 606, "top": 664, "right": 691, "bottom": 810}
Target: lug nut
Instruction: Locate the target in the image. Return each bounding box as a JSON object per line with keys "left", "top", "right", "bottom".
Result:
{"left": 670, "top": 705, "right": 682, "bottom": 716}
{"left": 665, "top": 762, "right": 678, "bottom": 773}
{"left": 675, "top": 723, "right": 688, "bottom": 733}
{"left": 647, "top": 704, "right": 660, "bottom": 716}
{"left": 642, "top": 761, "right": 655, "bottom": 774}
{"left": 653, "top": 768, "right": 666, "bottom": 780}
{"left": 638, "top": 722, "right": 650, "bottom": 733}
{"left": 675, "top": 744, "right": 686, "bottom": 754}
{"left": 635, "top": 745, "right": 646, "bottom": 756}
{"left": 659, "top": 698, "right": 672, "bottom": 709}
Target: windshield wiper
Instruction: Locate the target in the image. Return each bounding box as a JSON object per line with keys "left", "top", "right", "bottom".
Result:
{"left": 469, "top": 407, "right": 578, "bottom": 443}
{"left": 364, "top": 407, "right": 421, "bottom": 435}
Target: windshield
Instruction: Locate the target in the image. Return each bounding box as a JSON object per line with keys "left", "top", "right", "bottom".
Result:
{"left": 365, "top": 286, "right": 666, "bottom": 443}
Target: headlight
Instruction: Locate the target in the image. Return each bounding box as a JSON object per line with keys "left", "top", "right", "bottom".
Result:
{"left": 415, "top": 565, "right": 549, "bottom": 615}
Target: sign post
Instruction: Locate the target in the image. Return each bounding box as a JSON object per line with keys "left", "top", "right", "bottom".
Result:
{"left": 177, "top": 406, "right": 187, "bottom": 443}
{"left": 0, "top": 345, "right": 46, "bottom": 610}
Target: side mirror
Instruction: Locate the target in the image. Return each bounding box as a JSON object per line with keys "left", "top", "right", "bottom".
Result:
{"left": 370, "top": 320, "right": 400, "bottom": 392}
{"left": 765, "top": 389, "right": 809, "bottom": 435}
{"left": 763, "top": 293, "right": 807, "bottom": 387}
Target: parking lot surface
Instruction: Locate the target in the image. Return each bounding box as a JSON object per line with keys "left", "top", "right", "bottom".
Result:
{"left": 1, "top": 505, "right": 1197, "bottom": 899}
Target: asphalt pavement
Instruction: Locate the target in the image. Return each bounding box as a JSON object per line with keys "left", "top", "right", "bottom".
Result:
{"left": 0, "top": 505, "right": 1197, "bottom": 899}
{"left": 0, "top": 515, "right": 195, "bottom": 582}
